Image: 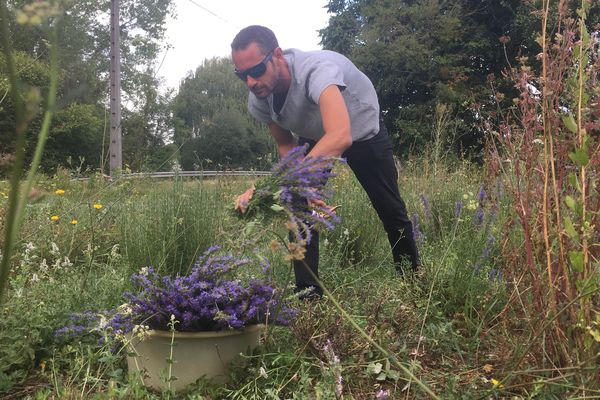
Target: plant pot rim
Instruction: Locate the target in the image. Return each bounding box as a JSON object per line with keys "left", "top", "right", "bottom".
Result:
{"left": 141, "top": 323, "right": 265, "bottom": 339}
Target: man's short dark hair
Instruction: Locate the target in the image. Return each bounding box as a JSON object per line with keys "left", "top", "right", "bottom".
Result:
{"left": 231, "top": 25, "right": 279, "bottom": 54}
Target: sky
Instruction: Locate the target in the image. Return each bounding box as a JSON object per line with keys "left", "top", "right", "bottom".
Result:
{"left": 158, "top": 0, "right": 331, "bottom": 90}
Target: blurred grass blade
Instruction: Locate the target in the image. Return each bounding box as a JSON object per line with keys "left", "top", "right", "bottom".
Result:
{"left": 0, "top": 2, "right": 59, "bottom": 304}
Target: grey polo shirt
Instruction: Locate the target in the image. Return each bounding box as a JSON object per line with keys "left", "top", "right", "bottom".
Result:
{"left": 247, "top": 48, "right": 380, "bottom": 142}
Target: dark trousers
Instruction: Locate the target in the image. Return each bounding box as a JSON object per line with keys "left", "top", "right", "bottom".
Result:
{"left": 294, "top": 123, "right": 420, "bottom": 295}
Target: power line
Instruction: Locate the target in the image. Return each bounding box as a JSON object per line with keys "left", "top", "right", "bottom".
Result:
{"left": 186, "top": 0, "right": 232, "bottom": 26}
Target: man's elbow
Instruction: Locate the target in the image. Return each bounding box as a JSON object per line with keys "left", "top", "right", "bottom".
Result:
{"left": 339, "top": 132, "right": 353, "bottom": 152}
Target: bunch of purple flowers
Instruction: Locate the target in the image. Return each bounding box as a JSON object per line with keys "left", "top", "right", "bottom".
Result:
{"left": 56, "top": 247, "right": 296, "bottom": 340}
{"left": 239, "top": 145, "right": 342, "bottom": 243}
{"left": 124, "top": 246, "right": 295, "bottom": 332}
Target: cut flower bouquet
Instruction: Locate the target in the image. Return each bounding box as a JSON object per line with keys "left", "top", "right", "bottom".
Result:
{"left": 236, "top": 144, "right": 343, "bottom": 244}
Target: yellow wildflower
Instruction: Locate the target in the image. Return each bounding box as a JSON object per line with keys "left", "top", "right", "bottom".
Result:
{"left": 50, "top": 215, "right": 59, "bottom": 221}
{"left": 54, "top": 189, "right": 65, "bottom": 195}
{"left": 93, "top": 203, "right": 103, "bottom": 210}
{"left": 70, "top": 219, "right": 78, "bottom": 225}
{"left": 490, "top": 378, "right": 504, "bottom": 388}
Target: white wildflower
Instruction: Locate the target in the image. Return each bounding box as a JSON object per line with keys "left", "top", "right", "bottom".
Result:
{"left": 98, "top": 315, "right": 108, "bottom": 329}
{"left": 50, "top": 242, "right": 60, "bottom": 256}
{"left": 39, "top": 258, "right": 48, "bottom": 273}
{"left": 117, "top": 303, "right": 133, "bottom": 315}
{"left": 61, "top": 257, "right": 73, "bottom": 268}
{"left": 30, "top": 273, "right": 40, "bottom": 283}
{"left": 110, "top": 244, "right": 121, "bottom": 259}
{"left": 532, "top": 138, "right": 544, "bottom": 145}
{"left": 259, "top": 366, "right": 268, "bottom": 378}
{"left": 133, "top": 324, "right": 151, "bottom": 340}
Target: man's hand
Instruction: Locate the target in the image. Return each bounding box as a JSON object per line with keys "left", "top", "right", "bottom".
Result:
{"left": 235, "top": 186, "right": 255, "bottom": 213}
{"left": 310, "top": 200, "right": 341, "bottom": 219}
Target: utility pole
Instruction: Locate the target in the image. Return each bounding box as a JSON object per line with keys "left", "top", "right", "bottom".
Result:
{"left": 109, "top": 0, "right": 122, "bottom": 176}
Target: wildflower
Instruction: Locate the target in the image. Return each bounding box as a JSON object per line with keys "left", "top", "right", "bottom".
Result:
{"left": 488, "top": 268, "right": 503, "bottom": 282}
{"left": 375, "top": 389, "right": 390, "bottom": 399}
{"left": 236, "top": 144, "right": 342, "bottom": 243}
{"left": 285, "top": 241, "right": 307, "bottom": 261}
{"left": 50, "top": 242, "right": 60, "bottom": 256}
{"left": 490, "top": 378, "right": 504, "bottom": 388}
{"left": 454, "top": 201, "right": 464, "bottom": 219}
{"left": 132, "top": 324, "right": 151, "bottom": 340}
{"left": 411, "top": 213, "right": 425, "bottom": 246}
{"left": 93, "top": 203, "right": 103, "bottom": 210}
{"left": 70, "top": 219, "right": 78, "bottom": 225}
{"left": 110, "top": 244, "right": 120, "bottom": 259}
{"left": 476, "top": 184, "right": 486, "bottom": 204}
{"left": 419, "top": 193, "right": 432, "bottom": 220}
{"left": 473, "top": 206, "right": 484, "bottom": 227}
{"left": 60, "top": 257, "right": 73, "bottom": 268}
{"left": 466, "top": 199, "right": 478, "bottom": 210}
{"left": 259, "top": 366, "right": 268, "bottom": 378}
{"left": 50, "top": 215, "right": 59, "bottom": 221}
{"left": 533, "top": 138, "right": 544, "bottom": 145}
{"left": 269, "top": 240, "right": 281, "bottom": 252}
{"left": 54, "top": 189, "right": 65, "bottom": 195}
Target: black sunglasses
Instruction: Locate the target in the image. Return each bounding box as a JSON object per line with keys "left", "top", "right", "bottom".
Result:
{"left": 234, "top": 51, "right": 273, "bottom": 81}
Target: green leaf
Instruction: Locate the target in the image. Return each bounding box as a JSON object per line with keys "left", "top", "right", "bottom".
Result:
{"left": 562, "top": 114, "right": 578, "bottom": 133}
{"left": 366, "top": 362, "right": 383, "bottom": 375}
{"left": 569, "top": 251, "right": 584, "bottom": 273}
{"left": 386, "top": 369, "right": 400, "bottom": 381}
{"left": 565, "top": 196, "right": 577, "bottom": 211}
{"left": 569, "top": 148, "right": 589, "bottom": 167}
{"left": 568, "top": 172, "right": 581, "bottom": 192}
{"left": 270, "top": 204, "right": 284, "bottom": 212}
{"left": 563, "top": 217, "right": 578, "bottom": 240}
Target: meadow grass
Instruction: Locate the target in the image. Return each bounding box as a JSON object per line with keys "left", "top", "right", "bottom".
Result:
{"left": 0, "top": 158, "right": 542, "bottom": 400}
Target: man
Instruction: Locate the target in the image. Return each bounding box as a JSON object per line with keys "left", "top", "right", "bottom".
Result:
{"left": 231, "top": 25, "right": 420, "bottom": 298}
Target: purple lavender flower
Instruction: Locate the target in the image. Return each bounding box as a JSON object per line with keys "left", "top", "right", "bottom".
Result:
{"left": 419, "top": 193, "right": 432, "bottom": 221}
{"left": 488, "top": 268, "right": 503, "bottom": 282}
{"left": 56, "top": 247, "right": 297, "bottom": 340}
{"left": 473, "top": 206, "right": 485, "bottom": 227}
{"left": 477, "top": 184, "right": 487, "bottom": 204}
{"left": 454, "top": 201, "right": 464, "bottom": 219}
{"left": 474, "top": 234, "right": 496, "bottom": 272}
{"left": 411, "top": 213, "right": 425, "bottom": 247}
{"left": 239, "top": 144, "right": 343, "bottom": 243}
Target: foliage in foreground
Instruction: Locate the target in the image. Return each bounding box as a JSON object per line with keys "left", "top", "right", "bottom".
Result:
{"left": 0, "top": 156, "right": 593, "bottom": 398}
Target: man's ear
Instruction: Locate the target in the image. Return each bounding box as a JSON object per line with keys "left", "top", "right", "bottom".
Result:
{"left": 273, "top": 47, "right": 284, "bottom": 59}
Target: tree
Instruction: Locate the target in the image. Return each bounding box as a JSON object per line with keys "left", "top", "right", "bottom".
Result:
{"left": 1, "top": 0, "right": 175, "bottom": 173}
{"left": 319, "top": 0, "right": 600, "bottom": 156}
{"left": 0, "top": 50, "right": 52, "bottom": 174}
{"left": 43, "top": 103, "right": 105, "bottom": 172}
{"left": 173, "top": 57, "right": 273, "bottom": 170}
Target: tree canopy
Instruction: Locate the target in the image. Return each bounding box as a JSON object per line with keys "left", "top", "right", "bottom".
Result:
{"left": 319, "top": 0, "right": 600, "bottom": 156}
{"left": 173, "top": 57, "right": 274, "bottom": 170}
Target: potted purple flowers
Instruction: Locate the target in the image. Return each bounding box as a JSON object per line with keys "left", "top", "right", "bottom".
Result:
{"left": 121, "top": 246, "right": 295, "bottom": 391}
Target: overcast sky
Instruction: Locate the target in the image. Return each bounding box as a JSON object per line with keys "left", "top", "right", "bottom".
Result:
{"left": 157, "top": 0, "right": 331, "bottom": 90}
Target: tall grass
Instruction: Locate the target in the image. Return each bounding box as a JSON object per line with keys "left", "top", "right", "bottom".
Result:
{"left": 118, "top": 177, "right": 235, "bottom": 276}
{"left": 485, "top": 0, "right": 599, "bottom": 389}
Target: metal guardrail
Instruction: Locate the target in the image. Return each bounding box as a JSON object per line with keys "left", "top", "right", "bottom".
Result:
{"left": 72, "top": 170, "right": 271, "bottom": 181}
